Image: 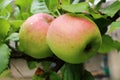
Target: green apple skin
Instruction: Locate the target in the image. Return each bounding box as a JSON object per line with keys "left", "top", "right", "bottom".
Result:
{"left": 47, "top": 14, "right": 102, "bottom": 64}
{"left": 19, "top": 13, "right": 54, "bottom": 59}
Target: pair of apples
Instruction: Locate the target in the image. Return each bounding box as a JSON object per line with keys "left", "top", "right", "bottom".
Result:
{"left": 19, "top": 13, "right": 102, "bottom": 64}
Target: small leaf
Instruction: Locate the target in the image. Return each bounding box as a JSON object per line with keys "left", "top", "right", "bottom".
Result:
{"left": 109, "top": 21, "right": 120, "bottom": 32}
{"left": 0, "top": 0, "right": 13, "bottom": 11}
{"left": 100, "top": 1, "right": 120, "bottom": 17}
{"left": 61, "top": 2, "right": 89, "bottom": 13}
{"left": 98, "top": 35, "right": 114, "bottom": 53}
{"left": 6, "top": 33, "right": 19, "bottom": 41}
{"left": 83, "top": 70, "right": 95, "bottom": 80}
{"left": 15, "top": 0, "right": 33, "bottom": 12}
{"left": 21, "top": 12, "right": 31, "bottom": 20}
{"left": 9, "top": 20, "right": 23, "bottom": 31}
{"left": 44, "top": 0, "right": 59, "bottom": 12}
{"left": 0, "top": 43, "right": 10, "bottom": 74}
{"left": 31, "top": 0, "right": 50, "bottom": 14}
{"left": 0, "top": 19, "right": 10, "bottom": 41}
{"left": 98, "top": 35, "right": 120, "bottom": 53}
{"left": 41, "top": 61, "right": 52, "bottom": 71}
{"left": 0, "top": 4, "right": 12, "bottom": 19}
{"left": 13, "top": 6, "right": 21, "bottom": 19}
{"left": 27, "top": 61, "right": 38, "bottom": 69}
{"left": 0, "top": 69, "right": 10, "bottom": 78}
{"left": 49, "top": 71, "right": 61, "bottom": 80}
{"left": 62, "top": 63, "right": 84, "bottom": 80}
{"left": 61, "top": 0, "right": 71, "bottom": 5}
{"left": 89, "top": 0, "right": 94, "bottom": 3}
{"left": 32, "top": 74, "right": 44, "bottom": 80}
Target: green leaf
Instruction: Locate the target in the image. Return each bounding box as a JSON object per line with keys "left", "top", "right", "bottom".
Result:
{"left": 44, "top": 0, "right": 59, "bottom": 12}
{"left": 0, "top": 4, "right": 12, "bottom": 19}
{"left": 62, "top": 63, "right": 84, "bottom": 80}
{"left": 9, "top": 20, "right": 23, "bottom": 32}
{"left": 100, "top": 1, "right": 120, "bottom": 17}
{"left": 31, "top": 0, "right": 50, "bottom": 14}
{"left": 89, "top": 0, "right": 94, "bottom": 3}
{"left": 61, "top": 2, "right": 89, "bottom": 13}
{"left": 6, "top": 33, "right": 19, "bottom": 41}
{"left": 98, "top": 35, "right": 120, "bottom": 54}
{"left": 0, "top": 0, "right": 13, "bottom": 11}
{"left": 0, "top": 69, "right": 10, "bottom": 78}
{"left": 109, "top": 21, "right": 120, "bottom": 32}
{"left": 98, "top": 35, "right": 120, "bottom": 53}
{"left": 32, "top": 74, "right": 44, "bottom": 80}
{"left": 41, "top": 61, "right": 52, "bottom": 71}
{"left": 27, "top": 61, "right": 38, "bottom": 70}
{"left": 0, "top": 19, "right": 10, "bottom": 41}
{"left": 21, "top": 12, "right": 31, "bottom": 20}
{"left": 0, "top": 43, "right": 10, "bottom": 74}
{"left": 98, "top": 35, "right": 113, "bottom": 53}
{"left": 112, "top": 41, "right": 120, "bottom": 51}
{"left": 83, "top": 70, "right": 95, "bottom": 80}
{"left": 15, "top": 0, "right": 33, "bottom": 12}
{"left": 61, "top": 0, "right": 71, "bottom": 5}
{"left": 49, "top": 71, "right": 61, "bottom": 80}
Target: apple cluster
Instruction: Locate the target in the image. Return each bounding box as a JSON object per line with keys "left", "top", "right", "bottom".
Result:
{"left": 19, "top": 13, "right": 102, "bottom": 64}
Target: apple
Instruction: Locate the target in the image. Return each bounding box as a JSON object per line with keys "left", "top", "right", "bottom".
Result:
{"left": 19, "top": 13, "right": 54, "bottom": 59}
{"left": 47, "top": 14, "right": 102, "bottom": 64}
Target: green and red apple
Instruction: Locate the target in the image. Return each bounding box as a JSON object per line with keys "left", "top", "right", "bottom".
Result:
{"left": 19, "top": 13, "right": 54, "bottom": 59}
{"left": 47, "top": 14, "right": 102, "bottom": 64}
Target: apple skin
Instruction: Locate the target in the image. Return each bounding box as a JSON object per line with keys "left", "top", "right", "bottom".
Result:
{"left": 47, "top": 14, "right": 102, "bottom": 64}
{"left": 19, "top": 13, "right": 54, "bottom": 59}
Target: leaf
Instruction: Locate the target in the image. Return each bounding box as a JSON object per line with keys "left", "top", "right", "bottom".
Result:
{"left": 109, "top": 21, "right": 120, "bottom": 32}
{"left": 89, "top": 0, "right": 94, "bottom": 4}
{"left": 15, "top": 0, "right": 33, "bottom": 12}
{"left": 98, "top": 35, "right": 114, "bottom": 53}
{"left": 6, "top": 33, "right": 19, "bottom": 41}
{"left": 61, "top": 2, "right": 89, "bottom": 13}
{"left": 9, "top": 20, "right": 23, "bottom": 32}
{"left": 0, "top": 19, "right": 10, "bottom": 41}
{"left": 49, "top": 71, "right": 61, "bottom": 80}
{"left": 0, "top": 69, "right": 10, "bottom": 78}
{"left": 83, "top": 70, "right": 95, "bottom": 80}
{"left": 111, "top": 40, "right": 120, "bottom": 51}
{"left": 0, "top": 43, "right": 10, "bottom": 74}
{"left": 13, "top": 6, "right": 21, "bottom": 19}
{"left": 62, "top": 63, "right": 84, "bottom": 80}
{"left": 32, "top": 74, "right": 44, "bottom": 80}
{"left": 98, "top": 35, "right": 120, "bottom": 53}
{"left": 31, "top": 0, "right": 50, "bottom": 14}
{"left": 27, "top": 61, "right": 38, "bottom": 70}
{"left": 0, "top": 0, "right": 13, "bottom": 11}
{"left": 61, "top": 0, "right": 71, "bottom": 5}
{"left": 44, "top": 0, "right": 59, "bottom": 12}
{"left": 41, "top": 61, "right": 52, "bottom": 71}
{"left": 100, "top": 1, "right": 120, "bottom": 17}
{"left": 21, "top": 12, "right": 31, "bottom": 20}
{"left": 0, "top": 4, "right": 12, "bottom": 20}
